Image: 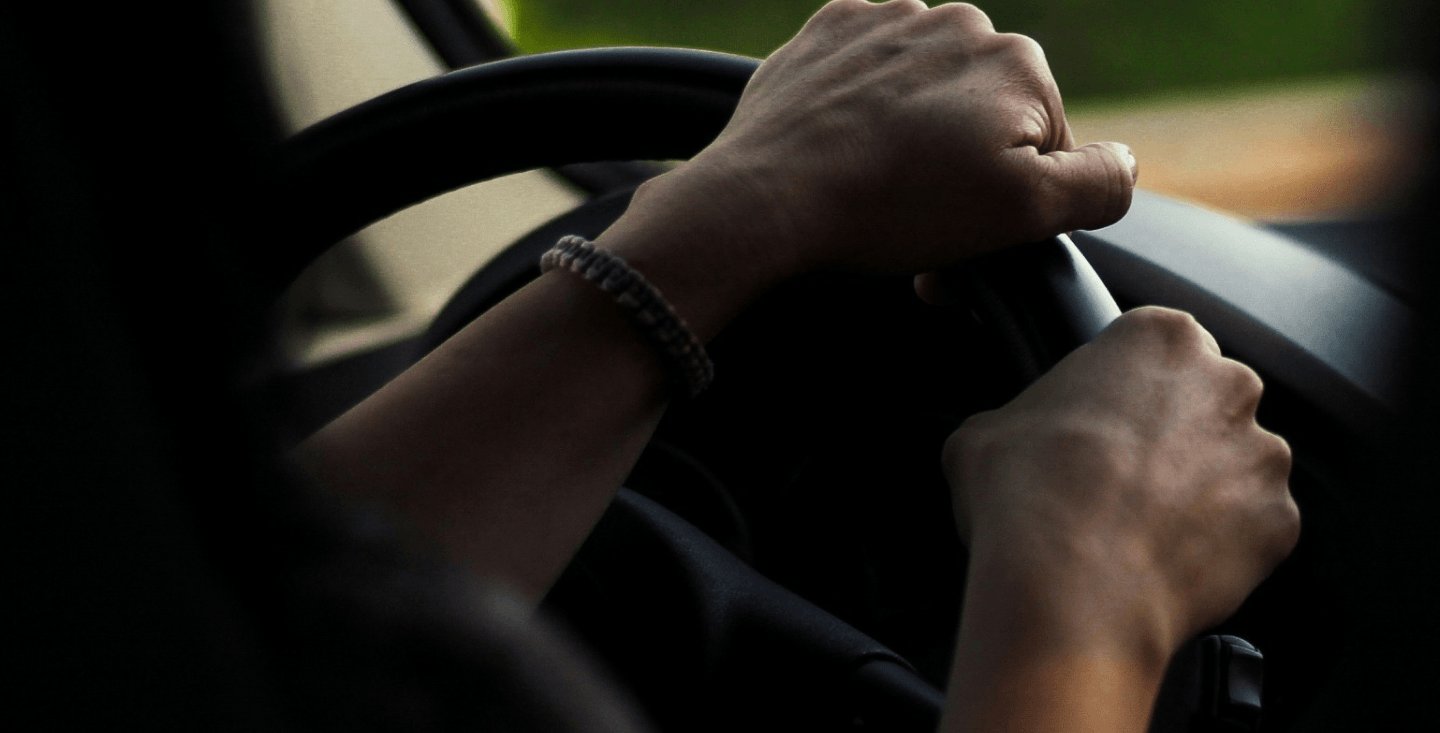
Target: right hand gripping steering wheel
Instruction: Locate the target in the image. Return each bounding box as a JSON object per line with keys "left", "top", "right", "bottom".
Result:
{"left": 270, "top": 48, "right": 1251, "bottom": 733}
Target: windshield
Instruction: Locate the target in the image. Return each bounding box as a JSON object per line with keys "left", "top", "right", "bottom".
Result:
{"left": 504, "top": 0, "right": 1426, "bottom": 220}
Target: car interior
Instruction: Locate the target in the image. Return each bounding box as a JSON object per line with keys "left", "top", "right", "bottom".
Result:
{"left": 9, "top": 1, "right": 1438, "bottom": 731}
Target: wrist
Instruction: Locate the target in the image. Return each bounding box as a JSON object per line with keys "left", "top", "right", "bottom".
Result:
{"left": 961, "top": 538, "right": 1179, "bottom": 679}
{"left": 593, "top": 153, "right": 824, "bottom": 341}
{"left": 944, "top": 550, "right": 1175, "bottom": 733}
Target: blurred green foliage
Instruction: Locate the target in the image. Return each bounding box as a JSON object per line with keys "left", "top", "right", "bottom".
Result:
{"left": 505, "top": 0, "right": 1389, "bottom": 103}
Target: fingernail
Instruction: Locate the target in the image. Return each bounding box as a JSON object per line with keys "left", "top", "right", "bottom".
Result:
{"left": 1124, "top": 147, "right": 1138, "bottom": 183}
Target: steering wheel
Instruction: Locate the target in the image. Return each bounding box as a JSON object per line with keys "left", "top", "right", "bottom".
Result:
{"left": 269, "top": 47, "right": 1227, "bottom": 733}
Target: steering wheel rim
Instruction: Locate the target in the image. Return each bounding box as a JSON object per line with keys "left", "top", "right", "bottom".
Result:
{"left": 266, "top": 47, "right": 1118, "bottom": 356}
{"left": 265, "top": 47, "right": 754, "bottom": 302}
{"left": 269, "top": 46, "right": 1134, "bottom": 731}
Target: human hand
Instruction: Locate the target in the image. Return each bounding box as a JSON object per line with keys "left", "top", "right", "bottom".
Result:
{"left": 675, "top": 0, "right": 1137, "bottom": 276}
{"left": 942, "top": 307, "right": 1299, "bottom": 665}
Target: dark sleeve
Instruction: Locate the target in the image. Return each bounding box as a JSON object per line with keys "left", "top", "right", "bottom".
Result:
{"left": 253, "top": 484, "right": 658, "bottom": 733}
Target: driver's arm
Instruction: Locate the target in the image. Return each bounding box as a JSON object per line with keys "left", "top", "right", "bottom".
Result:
{"left": 293, "top": 2, "right": 1298, "bottom": 732}
{"left": 294, "top": 0, "right": 1136, "bottom": 603}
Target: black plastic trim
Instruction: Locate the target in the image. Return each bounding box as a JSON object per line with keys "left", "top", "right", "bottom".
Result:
{"left": 1072, "top": 190, "right": 1420, "bottom": 443}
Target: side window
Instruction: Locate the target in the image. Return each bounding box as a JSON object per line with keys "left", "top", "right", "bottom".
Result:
{"left": 255, "top": 0, "right": 584, "bottom": 367}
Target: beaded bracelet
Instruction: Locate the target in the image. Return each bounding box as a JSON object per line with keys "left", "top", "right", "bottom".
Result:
{"left": 540, "top": 235, "right": 714, "bottom": 399}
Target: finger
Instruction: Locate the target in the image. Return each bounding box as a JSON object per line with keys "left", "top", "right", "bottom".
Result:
{"left": 1014, "top": 141, "right": 1137, "bottom": 239}
{"left": 1105, "top": 306, "right": 1217, "bottom": 358}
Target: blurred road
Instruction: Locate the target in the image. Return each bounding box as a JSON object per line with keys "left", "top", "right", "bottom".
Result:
{"left": 1068, "top": 76, "right": 1433, "bottom": 222}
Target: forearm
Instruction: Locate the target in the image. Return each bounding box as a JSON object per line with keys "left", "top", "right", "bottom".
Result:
{"left": 942, "top": 638, "right": 1163, "bottom": 733}
{"left": 940, "top": 550, "right": 1171, "bottom": 733}
{"left": 291, "top": 161, "right": 794, "bottom": 603}
{"left": 292, "top": 271, "right": 663, "bottom": 602}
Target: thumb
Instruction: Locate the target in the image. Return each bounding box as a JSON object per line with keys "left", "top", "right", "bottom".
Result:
{"left": 1022, "top": 141, "right": 1138, "bottom": 237}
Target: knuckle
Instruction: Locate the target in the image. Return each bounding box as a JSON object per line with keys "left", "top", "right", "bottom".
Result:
{"left": 990, "top": 35, "right": 1054, "bottom": 96}
{"left": 918, "top": 3, "right": 997, "bottom": 39}
{"left": 1222, "top": 359, "right": 1265, "bottom": 407}
{"left": 929, "top": 2, "right": 991, "bottom": 23}
{"left": 1117, "top": 307, "right": 1225, "bottom": 366}
{"left": 1266, "top": 489, "right": 1302, "bottom": 565}
{"left": 948, "top": 410, "right": 991, "bottom": 453}
{"left": 941, "top": 428, "right": 966, "bottom": 477}
{"left": 1246, "top": 431, "right": 1298, "bottom": 568}
{"left": 1122, "top": 306, "right": 1201, "bottom": 342}
{"left": 1281, "top": 493, "right": 1302, "bottom": 552}
{"left": 946, "top": 410, "right": 999, "bottom": 472}
{"left": 1264, "top": 430, "right": 1294, "bottom": 478}
{"left": 816, "top": 0, "right": 869, "bottom": 22}
{"left": 959, "top": 2, "right": 995, "bottom": 28}
{"left": 996, "top": 37, "right": 1055, "bottom": 85}
{"left": 885, "top": 0, "right": 930, "bottom": 14}
{"left": 994, "top": 32, "right": 1047, "bottom": 65}
{"left": 814, "top": 0, "right": 927, "bottom": 31}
